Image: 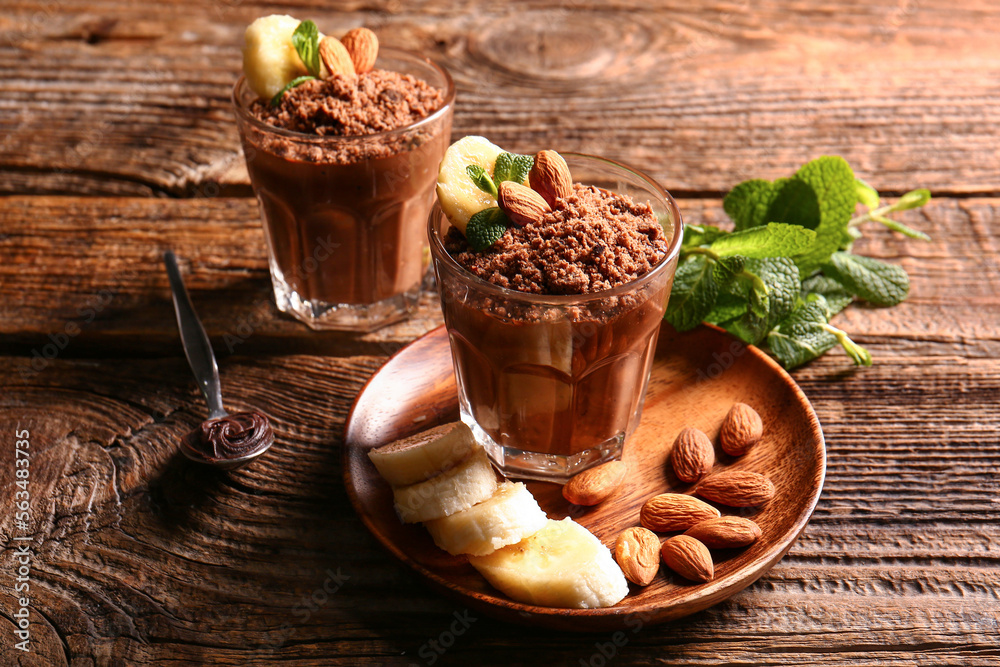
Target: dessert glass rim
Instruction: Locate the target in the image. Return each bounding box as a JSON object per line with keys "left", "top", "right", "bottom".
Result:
{"left": 428, "top": 153, "right": 685, "bottom": 305}
{"left": 231, "top": 47, "right": 456, "bottom": 143}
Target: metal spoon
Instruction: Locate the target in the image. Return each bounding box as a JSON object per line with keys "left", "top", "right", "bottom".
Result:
{"left": 164, "top": 250, "right": 274, "bottom": 469}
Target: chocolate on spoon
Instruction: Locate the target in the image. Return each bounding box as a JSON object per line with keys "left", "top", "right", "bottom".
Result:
{"left": 164, "top": 250, "right": 274, "bottom": 469}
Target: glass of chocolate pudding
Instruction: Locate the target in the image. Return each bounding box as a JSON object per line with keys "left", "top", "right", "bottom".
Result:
{"left": 429, "top": 154, "right": 683, "bottom": 482}
{"left": 233, "top": 49, "right": 454, "bottom": 330}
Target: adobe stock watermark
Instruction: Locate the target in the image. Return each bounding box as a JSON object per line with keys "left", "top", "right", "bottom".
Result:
{"left": 408, "top": 608, "right": 478, "bottom": 666}
{"left": 695, "top": 337, "right": 748, "bottom": 384}
{"left": 577, "top": 608, "right": 659, "bottom": 667}
{"left": 223, "top": 234, "right": 341, "bottom": 352}
{"left": 5, "top": 0, "right": 67, "bottom": 48}
{"left": 263, "top": 567, "right": 351, "bottom": 654}
{"left": 18, "top": 288, "right": 118, "bottom": 381}
{"left": 878, "top": 0, "right": 920, "bottom": 40}
{"left": 54, "top": 68, "right": 170, "bottom": 177}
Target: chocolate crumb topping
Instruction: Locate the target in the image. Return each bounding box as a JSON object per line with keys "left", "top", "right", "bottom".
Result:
{"left": 446, "top": 184, "right": 668, "bottom": 295}
{"left": 250, "top": 71, "right": 444, "bottom": 137}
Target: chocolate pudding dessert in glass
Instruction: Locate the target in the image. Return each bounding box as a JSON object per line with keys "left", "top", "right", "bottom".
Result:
{"left": 429, "top": 143, "right": 683, "bottom": 482}
{"left": 233, "top": 18, "right": 454, "bottom": 330}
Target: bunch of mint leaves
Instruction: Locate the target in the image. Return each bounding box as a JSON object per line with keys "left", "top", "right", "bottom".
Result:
{"left": 666, "top": 156, "right": 930, "bottom": 369}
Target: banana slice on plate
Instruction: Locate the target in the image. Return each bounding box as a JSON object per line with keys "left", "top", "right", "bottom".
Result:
{"left": 243, "top": 14, "right": 312, "bottom": 100}
{"left": 436, "top": 136, "right": 506, "bottom": 235}
{"left": 392, "top": 446, "right": 498, "bottom": 523}
{"left": 468, "top": 518, "right": 629, "bottom": 609}
{"left": 424, "top": 481, "right": 548, "bottom": 556}
{"left": 367, "top": 421, "right": 475, "bottom": 487}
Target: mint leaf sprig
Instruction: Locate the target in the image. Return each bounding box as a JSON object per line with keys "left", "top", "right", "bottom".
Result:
{"left": 271, "top": 20, "right": 321, "bottom": 106}
{"left": 667, "top": 156, "right": 931, "bottom": 369}
{"left": 464, "top": 152, "right": 534, "bottom": 251}
{"left": 292, "top": 20, "right": 321, "bottom": 77}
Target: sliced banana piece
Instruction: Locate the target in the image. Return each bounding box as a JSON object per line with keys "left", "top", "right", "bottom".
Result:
{"left": 392, "top": 446, "right": 498, "bottom": 523}
{"left": 436, "top": 135, "right": 505, "bottom": 235}
{"left": 368, "top": 421, "right": 475, "bottom": 487}
{"left": 424, "top": 481, "right": 548, "bottom": 556}
{"left": 243, "top": 14, "right": 311, "bottom": 100}
{"left": 468, "top": 518, "right": 629, "bottom": 609}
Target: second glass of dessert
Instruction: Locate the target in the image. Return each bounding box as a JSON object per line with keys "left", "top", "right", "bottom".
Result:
{"left": 233, "top": 16, "right": 454, "bottom": 330}
{"left": 430, "top": 138, "right": 683, "bottom": 482}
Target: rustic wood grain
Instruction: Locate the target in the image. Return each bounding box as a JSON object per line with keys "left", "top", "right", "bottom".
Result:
{"left": 1, "top": 344, "right": 998, "bottom": 664}
{"left": 0, "top": 196, "right": 444, "bottom": 359}
{"left": 3, "top": 0, "right": 999, "bottom": 663}
{"left": 2, "top": 1, "right": 1000, "bottom": 196}
{"left": 1, "top": 196, "right": 995, "bottom": 359}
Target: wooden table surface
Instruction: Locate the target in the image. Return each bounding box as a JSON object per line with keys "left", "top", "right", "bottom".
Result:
{"left": 2, "top": 1, "right": 999, "bottom": 665}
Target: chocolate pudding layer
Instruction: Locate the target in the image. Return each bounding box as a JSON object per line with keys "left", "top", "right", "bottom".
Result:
{"left": 435, "top": 184, "right": 676, "bottom": 462}
{"left": 234, "top": 58, "right": 452, "bottom": 325}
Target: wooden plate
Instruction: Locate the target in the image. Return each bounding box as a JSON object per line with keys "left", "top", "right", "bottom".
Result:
{"left": 344, "top": 323, "right": 825, "bottom": 631}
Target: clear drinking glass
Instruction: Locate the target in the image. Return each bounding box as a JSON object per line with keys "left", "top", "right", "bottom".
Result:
{"left": 429, "top": 154, "right": 684, "bottom": 482}
{"left": 232, "top": 49, "right": 455, "bottom": 331}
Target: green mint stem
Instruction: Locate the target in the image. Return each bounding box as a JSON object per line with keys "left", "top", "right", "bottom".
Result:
{"left": 741, "top": 270, "right": 770, "bottom": 296}
{"left": 270, "top": 75, "right": 315, "bottom": 106}
{"left": 682, "top": 246, "right": 721, "bottom": 261}
{"left": 849, "top": 204, "right": 895, "bottom": 227}
{"left": 822, "top": 323, "right": 872, "bottom": 366}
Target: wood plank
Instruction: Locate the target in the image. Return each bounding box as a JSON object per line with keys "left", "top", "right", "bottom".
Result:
{"left": 1, "top": 195, "right": 996, "bottom": 360}
{"left": 1, "top": 1, "right": 999, "bottom": 196}
{"left": 1, "top": 350, "right": 997, "bottom": 664}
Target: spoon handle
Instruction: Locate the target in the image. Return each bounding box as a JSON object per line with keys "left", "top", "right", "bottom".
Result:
{"left": 164, "top": 251, "right": 227, "bottom": 420}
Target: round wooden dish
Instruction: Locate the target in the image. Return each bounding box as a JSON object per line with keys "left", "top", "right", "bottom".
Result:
{"left": 344, "top": 323, "right": 825, "bottom": 631}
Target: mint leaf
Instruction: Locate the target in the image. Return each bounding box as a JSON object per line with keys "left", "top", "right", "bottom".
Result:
{"left": 683, "top": 224, "right": 729, "bottom": 247}
{"left": 270, "top": 75, "right": 316, "bottom": 106}
{"left": 705, "top": 293, "right": 748, "bottom": 325}
{"left": 665, "top": 257, "right": 718, "bottom": 331}
{"left": 710, "top": 222, "right": 816, "bottom": 259}
{"left": 465, "top": 207, "right": 509, "bottom": 251}
{"left": 493, "top": 152, "right": 533, "bottom": 184}
{"left": 718, "top": 257, "right": 799, "bottom": 345}
{"left": 891, "top": 188, "right": 931, "bottom": 212}
{"left": 723, "top": 179, "right": 772, "bottom": 231}
{"left": 823, "top": 252, "right": 909, "bottom": 306}
{"left": 766, "top": 301, "right": 838, "bottom": 369}
{"left": 854, "top": 178, "right": 880, "bottom": 209}
{"left": 791, "top": 156, "right": 856, "bottom": 273}
{"left": 292, "top": 20, "right": 321, "bottom": 76}
{"left": 766, "top": 178, "right": 821, "bottom": 230}
{"left": 801, "top": 274, "right": 853, "bottom": 316}
{"left": 466, "top": 165, "right": 498, "bottom": 199}
{"left": 712, "top": 255, "right": 746, "bottom": 286}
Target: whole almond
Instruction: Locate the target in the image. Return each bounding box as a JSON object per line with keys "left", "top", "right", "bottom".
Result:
{"left": 720, "top": 402, "right": 763, "bottom": 456}
{"left": 319, "top": 36, "right": 357, "bottom": 78}
{"left": 340, "top": 27, "right": 379, "bottom": 74}
{"left": 640, "top": 493, "right": 720, "bottom": 532}
{"left": 614, "top": 527, "right": 660, "bottom": 586}
{"left": 660, "top": 535, "right": 713, "bottom": 583}
{"left": 529, "top": 150, "right": 573, "bottom": 207}
{"left": 695, "top": 471, "right": 775, "bottom": 507}
{"left": 498, "top": 181, "right": 551, "bottom": 227}
{"left": 563, "top": 460, "right": 626, "bottom": 506}
{"left": 684, "top": 516, "right": 762, "bottom": 549}
{"left": 670, "top": 427, "right": 714, "bottom": 483}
